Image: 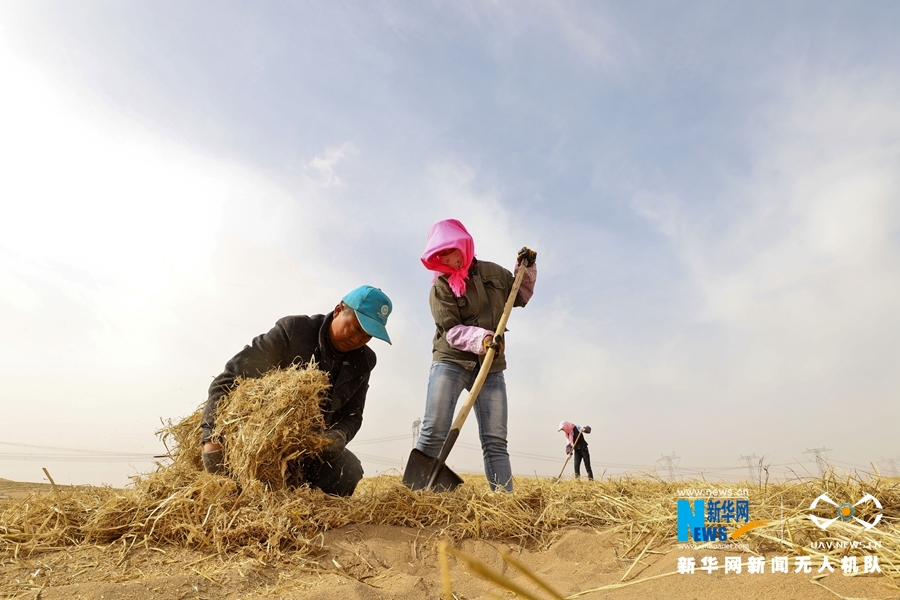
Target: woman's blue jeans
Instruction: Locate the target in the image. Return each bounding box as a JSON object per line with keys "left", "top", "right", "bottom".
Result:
{"left": 415, "top": 360, "right": 513, "bottom": 492}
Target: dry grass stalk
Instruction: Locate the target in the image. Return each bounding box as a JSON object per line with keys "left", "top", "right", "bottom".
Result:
{"left": 566, "top": 570, "right": 681, "bottom": 597}
{"left": 500, "top": 549, "right": 566, "bottom": 600}
{"left": 438, "top": 541, "right": 686, "bottom": 600}
{"left": 440, "top": 541, "right": 562, "bottom": 600}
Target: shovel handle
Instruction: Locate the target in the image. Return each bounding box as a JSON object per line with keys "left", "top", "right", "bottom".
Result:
{"left": 555, "top": 430, "right": 583, "bottom": 480}
{"left": 426, "top": 257, "right": 529, "bottom": 489}
{"left": 448, "top": 261, "right": 527, "bottom": 432}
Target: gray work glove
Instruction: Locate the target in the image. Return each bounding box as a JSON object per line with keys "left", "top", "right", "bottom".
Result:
{"left": 320, "top": 429, "right": 347, "bottom": 460}
{"left": 201, "top": 449, "right": 225, "bottom": 475}
{"left": 517, "top": 246, "right": 537, "bottom": 267}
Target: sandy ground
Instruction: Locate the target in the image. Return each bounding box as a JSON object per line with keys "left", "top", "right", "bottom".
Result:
{"left": 2, "top": 479, "right": 899, "bottom": 600}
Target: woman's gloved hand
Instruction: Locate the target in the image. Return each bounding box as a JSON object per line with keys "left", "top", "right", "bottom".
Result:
{"left": 482, "top": 334, "right": 504, "bottom": 357}
{"left": 517, "top": 246, "right": 537, "bottom": 266}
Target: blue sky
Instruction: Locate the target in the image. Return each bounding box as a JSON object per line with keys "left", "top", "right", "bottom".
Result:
{"left": 1, "top": 2, "right": 899, "bottom": 486}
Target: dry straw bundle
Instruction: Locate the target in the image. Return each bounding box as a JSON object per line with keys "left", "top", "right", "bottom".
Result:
{"left": 0, "top": 363, "right": 342, "bottom": 558}
{"left": 164, "top": 362, "right": 333, "bottom": 490}
{"left": 209, "top": 363, "right": 333, "bottom": 490}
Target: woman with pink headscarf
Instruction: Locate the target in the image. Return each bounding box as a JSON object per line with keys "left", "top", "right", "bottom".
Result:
{"left": 414, "top": 219, "right": 537, "bottom": 492}
{"left": 559, "top": 420, "right": 593, "bottom": 480}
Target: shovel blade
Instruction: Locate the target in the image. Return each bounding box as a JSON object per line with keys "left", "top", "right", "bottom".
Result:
{"left": 402, "top": 448, "right": 464, "bottom": 492}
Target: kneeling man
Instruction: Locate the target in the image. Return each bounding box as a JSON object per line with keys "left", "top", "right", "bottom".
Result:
{"left": 200, "top": 285, "right": 393, "bottom": 496}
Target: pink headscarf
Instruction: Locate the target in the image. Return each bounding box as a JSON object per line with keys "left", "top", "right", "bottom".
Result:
{"left": 558, "top": 420, "right": 576, "bottom": 444}
{"left": 421, "top": 219, "right": 475, "bottom": 298}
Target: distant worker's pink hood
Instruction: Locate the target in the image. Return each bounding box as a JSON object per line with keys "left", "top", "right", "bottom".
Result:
{"left": 559, "top": 420, "right": 576, "bottom": 444}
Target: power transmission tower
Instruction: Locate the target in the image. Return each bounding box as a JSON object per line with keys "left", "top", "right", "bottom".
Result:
{"left": 888, "top": 457, "right": 900, "bottom": 477}
{"left": 411, "top": 418, "right": 422, "bottom": 448}
{"left": 878, "top": 456, "right": 900, "bottom": 477}
{"left": 739, "top": 454, "right": 760, "bottom": 484}
{"left": 659, "top": 452, "right": 680, "bottom": 480}
{"left": 804, "top": 447, "right": 831, "bottom": 476}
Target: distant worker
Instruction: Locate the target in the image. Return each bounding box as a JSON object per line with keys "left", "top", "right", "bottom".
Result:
{"left": 559, "top": 421, "right": 593, "bottom": 480}
{"left": 200, "top": 285, "right": 393, "bottom": 496}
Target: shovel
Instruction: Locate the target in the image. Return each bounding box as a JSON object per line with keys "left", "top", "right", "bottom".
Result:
{"left": 402, "top": 256, "right": 528, "bottom": 492}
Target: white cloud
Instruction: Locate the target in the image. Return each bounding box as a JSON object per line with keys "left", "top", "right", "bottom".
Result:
{"left": 306, "top": 142, "right": 358, "bottom": 188}
{"left": 497, "top": 71, "right": 900, "bottom": 476}
{"left": 700, "top": 75, "right": 900, "bottom": 339}
{"left": 0, "top": 48, "right": 365, "bottom": 484}
{"left": 2, "top": 3, "right": 898, "bottom": 485}
{"left": 457, "top": 1, "right": 635, "bottom": 72}
{"left": 606, "top": 72, "right": 900, "bottom": 465}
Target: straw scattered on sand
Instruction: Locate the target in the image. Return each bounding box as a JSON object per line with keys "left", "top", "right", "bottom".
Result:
{"left": 2, "top": 364, "right": 899, "bottom": 592}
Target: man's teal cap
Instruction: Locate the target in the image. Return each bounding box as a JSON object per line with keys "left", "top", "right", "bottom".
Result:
{"left": 342, "top": 285, "right": 393, "bottom": 344}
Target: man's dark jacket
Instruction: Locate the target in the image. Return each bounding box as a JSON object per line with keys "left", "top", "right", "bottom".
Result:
{"left": 573, "top": 426, "right": 589, "bottom": 451}
{"left": 200, "top": 312, "right": 376, "bottom": 444}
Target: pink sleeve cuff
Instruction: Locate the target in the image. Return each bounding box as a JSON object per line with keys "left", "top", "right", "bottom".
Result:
{"left": 514, "top": 263, "right": 537, "bottom": 304}
{"left": 446, "top": 324, "right": 493, "bottom": 355}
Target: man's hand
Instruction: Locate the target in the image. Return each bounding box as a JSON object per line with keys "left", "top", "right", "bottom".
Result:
{"left": 202, "top": 447, "right": 225, "bottom": 475}
{"left": 482, "top": 334, "right": 504, "bottom": 357}
{"left": 517, "top": 246, "right": 537, "bottom": 267}
{"left": 321, "top": 429, "right": 347, "bottom": 460}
